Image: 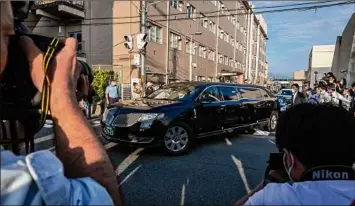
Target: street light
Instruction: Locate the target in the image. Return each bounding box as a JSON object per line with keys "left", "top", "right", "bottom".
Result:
{"left": 189, "top": 32, "right": 203, "bottom": 81}
{"left": 314, "top": 71, "right": 318, "bottom": 84}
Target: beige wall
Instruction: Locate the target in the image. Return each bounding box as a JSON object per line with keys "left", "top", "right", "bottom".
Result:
{"left": 331, "top": 13, "right": 355, "bottom": 87}
{"left": 294, "top": 70, "right": 305, "bottom": 80}
{"left": 310, "top": 45, "right": 335, "bottom": 68}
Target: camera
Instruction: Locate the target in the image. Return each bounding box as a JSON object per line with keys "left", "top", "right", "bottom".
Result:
{"left": 0, "top": 1, "right": 93, "bottom": 153}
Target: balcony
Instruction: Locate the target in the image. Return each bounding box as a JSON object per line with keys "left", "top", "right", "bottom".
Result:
{"left": 33, "top": 1, "right": 85, "bottom": 19}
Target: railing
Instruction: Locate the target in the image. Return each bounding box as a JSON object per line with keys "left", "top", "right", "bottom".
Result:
{"left": 34, "top": 1, "right": 84, "bottom": 8}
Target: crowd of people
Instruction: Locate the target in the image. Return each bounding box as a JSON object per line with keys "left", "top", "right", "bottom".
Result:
{"left": 297, "top": 72, "right": 355, "bottom": 115}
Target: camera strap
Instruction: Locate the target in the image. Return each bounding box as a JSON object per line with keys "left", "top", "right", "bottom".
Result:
{"left": 300, "top": 165, "right": 354, "bottom": 181}
{"left": 39, "top": 37, "right": 60, "bottom": 128}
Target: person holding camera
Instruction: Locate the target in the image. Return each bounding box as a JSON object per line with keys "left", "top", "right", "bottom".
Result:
{"left": 235, "top": 104, "right": 355, "bottom": 205}
{"left": 0, "top": 2, "right": 122, "bottom": 205}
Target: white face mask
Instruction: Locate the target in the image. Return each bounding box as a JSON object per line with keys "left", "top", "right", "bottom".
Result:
{"left": 283, "top": 149, "right": 295, "bottom": 181}
{"left": 111, "top": 82, "right": 116, "bottom": 86}
{"left": 291, "top": 89, "right": 296, "bottom": 94}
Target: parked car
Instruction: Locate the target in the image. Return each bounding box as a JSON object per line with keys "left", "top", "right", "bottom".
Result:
{"left": 275, "top": 95, "right": 289, "bottom": 112}
{"left": 279, "top": 89, "right": 293, "bottom": 103}
{"left": 101, "top": 82, "right": 280, "bottom": 155}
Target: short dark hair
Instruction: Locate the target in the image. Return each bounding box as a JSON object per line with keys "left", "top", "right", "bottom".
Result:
{"left": 133, "top": 82, "right": 138, "bottom": 86}
{"left": 292, "top": 83, "right": 299, "bottom": 89}
{"left": 276, "top": 104, "right": 355, "bottom": 167}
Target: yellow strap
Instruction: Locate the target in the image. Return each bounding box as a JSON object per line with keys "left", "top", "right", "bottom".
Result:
{"left": 39, "top": 38, "right": 60, "bottom": 127}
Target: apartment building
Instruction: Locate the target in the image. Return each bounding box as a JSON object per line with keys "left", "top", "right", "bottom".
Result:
{"left": 27, "top": 1, "right": 87, "bottom": 62}
{"left": 245, "top": 9, "right": 268, "bottom": 85}
{"left": 27, "top": 1, "right": 267, "bottom": 86}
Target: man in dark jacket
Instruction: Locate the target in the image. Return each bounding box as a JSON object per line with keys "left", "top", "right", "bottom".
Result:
{"left": 291, "top": 83, "right": 306, "bottom": 105}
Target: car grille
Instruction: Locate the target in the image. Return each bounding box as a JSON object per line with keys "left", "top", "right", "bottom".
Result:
{"left": 112, "top": 113, "right": 142, "bottom": 127}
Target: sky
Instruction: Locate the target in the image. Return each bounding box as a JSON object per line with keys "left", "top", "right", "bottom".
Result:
{"left": 252, "top": 1, "right": 355, "bottom": 78}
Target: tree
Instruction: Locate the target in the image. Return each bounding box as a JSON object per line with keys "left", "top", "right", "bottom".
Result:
{"left": 91, "top": 69, "right": 113, "bottom": 102}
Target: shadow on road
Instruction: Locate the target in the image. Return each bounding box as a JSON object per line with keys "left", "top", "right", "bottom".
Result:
{"left": 108, "top": 133, "right": 277, "bottom": 206}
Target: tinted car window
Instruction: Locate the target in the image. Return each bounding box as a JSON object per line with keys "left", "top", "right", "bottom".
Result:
{"left": 199, "top": 86, "right": 221, "bottom": 102}
{"left": 259, "top": 89, "right": 269, "bottom": 98}
{"left": 281, "top": 90, "right": 292, "bottom": 96}
{"left": 239, "top": 87, "right": 262, "bottom": 98}
{"left": 219, "top": 86, "right": 240, "bottom": 101}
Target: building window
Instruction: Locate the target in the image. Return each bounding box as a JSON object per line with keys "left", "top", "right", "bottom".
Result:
{"left": 236, "top": 21, "right": 240, "bottom": 30}
{"left": 231, "top": 16, "right": 236, "bottom": 25}
{"left": 230, "top": 37, "right": 235, "bottom": 46}
{"left": 224, "top": 56, "right": 229, "bottom": 65}
{"left": 224, "top": 33, "right": 229, "bottom": 43}
{"left": 170, "top": 32, "right": 181, "bottom": 50}
{"left": 230, "top": 59, "right": 234, "bottom": 68}
{"left": 148, "top": 24, "right": 162, "bottom": 44}
{"left": 218, "top": 53, "right": 223, "bottom": 64}
{"left": 69, "top": 31, "right": 82, "bottom": 52}
{"left": 199, "top": 45, "right": 206, "bottom": 58}
{"left": 208, "top": 49, "right": 215, "bottom": 61}
{"left": 209, "top": 21, "right": 216, "bottom": 33}
{"left": 187, "top": 3, "right": 196, "bottom": 19}
{"left": 219, "top": 27, "right": 224, "bottom": 39}
{"left": 171, "top": 0, "right": 178, "bottom": 9}
{"left": 186, "top": 39, "right": 196, "bottom": 54}
{"left": 201, "top": 13, "right": 208, "bottom": 28}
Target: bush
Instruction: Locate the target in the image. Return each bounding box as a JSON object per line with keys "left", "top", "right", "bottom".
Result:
{"left": 91, "top": 69, "right": 113, "bottom": 102}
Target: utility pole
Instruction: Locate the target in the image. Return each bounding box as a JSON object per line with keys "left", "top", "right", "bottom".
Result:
{"left": 189, "top": 34, "right": 193, "bottom": 81}
{"left": 140, "top": 0, "right": 147, "bottom": 90}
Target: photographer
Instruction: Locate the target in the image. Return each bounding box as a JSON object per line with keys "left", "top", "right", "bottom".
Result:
{"left": 235, "top": 104, "right": 355, "bottom": 205}
{"left": 0, "top": 2, "right": 122, "bottom": 205}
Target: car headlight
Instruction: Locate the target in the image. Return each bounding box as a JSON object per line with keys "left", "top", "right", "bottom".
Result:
{"left": 138, "top": 113, "right": 164, "bottom": 122}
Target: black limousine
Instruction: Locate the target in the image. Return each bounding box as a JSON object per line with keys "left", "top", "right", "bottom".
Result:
{"left": 101, "top": 82, "right": 280, "bottom": 155}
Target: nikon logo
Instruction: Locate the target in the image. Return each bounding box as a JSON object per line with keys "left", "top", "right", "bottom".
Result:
{"left": 312, "top": 170, "right": 349, "bottom": 180}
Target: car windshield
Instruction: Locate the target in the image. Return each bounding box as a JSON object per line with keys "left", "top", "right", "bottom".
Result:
{"left": 146, "top": 84, "right": 196, "bottom": 101}
{"left": 281, "top": 90, "right": 292, "bottom": 96}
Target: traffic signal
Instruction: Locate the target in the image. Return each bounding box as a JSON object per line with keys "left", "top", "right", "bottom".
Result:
{"left": 137, "top": 33, "right": 148, "bottom": 50}
{"left": 124, "top": 35, "right": 133, "bottom": 50}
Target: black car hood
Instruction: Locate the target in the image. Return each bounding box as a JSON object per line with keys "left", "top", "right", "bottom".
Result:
{"left": 108, "top": 99, "right": 182, "bottom": 112}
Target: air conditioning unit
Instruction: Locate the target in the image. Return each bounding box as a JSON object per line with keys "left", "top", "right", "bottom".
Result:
{"left": 186, "top": 2, "right": 190, "bottom": 6}
{"left": 192, "top": 63, "right": 197, "bottom": 68}
{"left": 177, "top": 36, "right": 182, "bottom": 41}
{"left": 202, "top": 48, "right": 206, "bottom": 51}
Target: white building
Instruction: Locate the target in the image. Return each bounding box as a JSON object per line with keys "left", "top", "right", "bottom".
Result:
{"left": 308, "top": 45, "right": 335, "bottom": 87}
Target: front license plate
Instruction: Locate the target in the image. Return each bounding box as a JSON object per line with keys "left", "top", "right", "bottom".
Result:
{"left": 104, "top": 127, "right": 114, "bottom": 136}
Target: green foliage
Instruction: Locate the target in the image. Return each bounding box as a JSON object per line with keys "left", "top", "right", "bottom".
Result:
{"left": 91, "top": 69, "right": 113, "bottom": 101}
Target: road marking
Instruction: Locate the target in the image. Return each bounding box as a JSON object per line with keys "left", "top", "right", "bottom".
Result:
{"left": 225, "top": 138, "right": 232, "bottom": 146}
{"left": 115, "top": 148, "right": 144, "bottom": 176}
{"left": 231, "top": 155, "right": 251, "bottom": 193}
{"left": 119, "top": 164, "right": 142, "bottom": 186}
{"left": 268, "top": 139, "right": 275, "bottom": 144}
{"left": 180, "top": 183, "right": 186, "bottom": 206}
{"left": 104, "top": 142, "right": 117, "bottom": 150}
{"left": 34, "top": 134, "right": 54, "bottom": 144}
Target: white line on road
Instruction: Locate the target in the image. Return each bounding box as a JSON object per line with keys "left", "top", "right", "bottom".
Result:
{"left": 231, "top": 155, "right": 251, "bottom": 193}
{"left": 34, "top": 134, "right": 54, "bottom": 144}
{"left": 225, "top": 138, "right": 232, "bottom": 146}
{"left": 104, "top": 142, "right": 118, "bottom": 150}
{"left": 268, "top": 139, "right": 275, "bottom": 144}
{"left": 119, "top": 164, "right": 142, "bottom": 186}
{"left": 180, "top": 183, "right": 186, "bottom": 206}
{"left": 115, "top": 148, "right": 144, "bottom": 176}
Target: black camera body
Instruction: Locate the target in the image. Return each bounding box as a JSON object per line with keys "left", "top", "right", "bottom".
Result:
{"left": 0, "top": 1, "right": 93, "bottom": 153}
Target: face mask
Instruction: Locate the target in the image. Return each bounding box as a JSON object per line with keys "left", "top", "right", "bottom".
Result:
{"left": 291, "top": 89, "right": 296, "bottom": 94}
{"left": 283, "top": 149, "right": 295, "bottom": 181}
{"left": 111, "top": 82, "right": 116, "bottom": 86}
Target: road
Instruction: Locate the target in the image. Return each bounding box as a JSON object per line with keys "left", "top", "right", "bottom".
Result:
{"left": 27, "top": 118, "right": 278, "bottom": 206}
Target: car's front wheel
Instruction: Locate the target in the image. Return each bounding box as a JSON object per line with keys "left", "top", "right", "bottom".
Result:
{"left": 163, "top": 123, "right": 193, "bottom": 155}
{"left": 266, "top": 111, "right": 278, "bottom": 132}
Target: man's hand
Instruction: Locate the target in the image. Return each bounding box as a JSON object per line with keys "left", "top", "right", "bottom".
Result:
{"left": 19, "top": 36, "right": 89, "bottom": 112}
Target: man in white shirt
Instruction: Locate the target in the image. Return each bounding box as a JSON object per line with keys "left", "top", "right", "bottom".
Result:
{"left": 235, "top": 104, "right": 355, "bottom": 205}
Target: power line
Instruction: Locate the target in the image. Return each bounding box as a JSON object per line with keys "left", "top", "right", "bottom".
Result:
{"left": 24, "top": 0, "right": 354, "bottom": 28}
{"left": 23, "top": 0, "right": 338, "bottom": 23}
